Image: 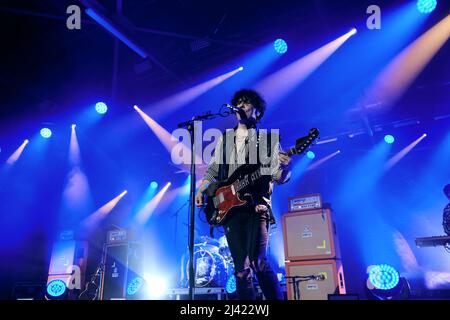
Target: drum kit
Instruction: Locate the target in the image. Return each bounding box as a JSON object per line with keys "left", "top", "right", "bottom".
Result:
{"left": 180, "top": 235, "right": 234, "bottom": 288}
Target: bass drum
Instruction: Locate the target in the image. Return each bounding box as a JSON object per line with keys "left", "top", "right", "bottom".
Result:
{"left": 180, "top": 244, "right": 232, "bottom": 288}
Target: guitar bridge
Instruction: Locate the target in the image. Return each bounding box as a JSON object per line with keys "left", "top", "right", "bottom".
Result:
{"left": 213, "top": 192, "right": 225, "bottom": 208}
{"left": 213, "top": 197, "right": 218, "bottom": 208}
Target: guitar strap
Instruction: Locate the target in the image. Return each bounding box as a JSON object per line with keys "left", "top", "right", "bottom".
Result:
{"left": 218, "top": 129, "right": 229, "bottom": 182}
{"left": 258, "top": 130, "right": 277, "bottom": 225}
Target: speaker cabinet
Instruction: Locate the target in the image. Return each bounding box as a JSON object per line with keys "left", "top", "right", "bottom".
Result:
{"left": 282, "top": 209, "right": 340, "bottom": 261}
{"left": 285, "top": 260, "right": 346, "bottom": 300}
{"left": 100, "top": 242, "right": 143, "bottom": 300}
{"left": 47, "top": 240, "right": 88, "bottom": 291}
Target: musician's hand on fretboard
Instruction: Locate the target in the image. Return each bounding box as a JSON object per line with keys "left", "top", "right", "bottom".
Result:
{"left": 279, "top": 152, "right": 292, "bottom": 168}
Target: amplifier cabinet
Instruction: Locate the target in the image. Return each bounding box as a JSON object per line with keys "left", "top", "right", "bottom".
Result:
{"left": 282, "top": 209, "right": 340, "bottom": 261}
{"left": 100, "top": 242, "right": 143, "bottom": 300}
{"left": 285, "top": 259, "right": 346, "bottom": 300}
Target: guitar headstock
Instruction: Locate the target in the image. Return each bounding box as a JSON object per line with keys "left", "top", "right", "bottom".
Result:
{"left": 288, "top": 128, "right": 319, "bottom": 156}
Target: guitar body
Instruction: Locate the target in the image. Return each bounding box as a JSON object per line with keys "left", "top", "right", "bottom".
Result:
{"left": 204, "top": 164, "right": 271, "bottom": 226}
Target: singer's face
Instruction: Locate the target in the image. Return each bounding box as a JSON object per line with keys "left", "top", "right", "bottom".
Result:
{"left": 236, "top": 98, "right": 254, "bottom": 121}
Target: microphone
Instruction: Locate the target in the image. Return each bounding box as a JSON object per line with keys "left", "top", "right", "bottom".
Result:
{"left": 225, "top": 104, "right": 247, "bottom": 120}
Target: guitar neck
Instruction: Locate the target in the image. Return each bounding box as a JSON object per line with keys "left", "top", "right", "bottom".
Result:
{"left": 287, "top": 147, "right": 297, "bottom": 157}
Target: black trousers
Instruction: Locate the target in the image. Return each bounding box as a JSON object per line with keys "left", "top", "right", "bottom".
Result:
{"left": 224, "top": 209, "right": 283, "bottom": 300}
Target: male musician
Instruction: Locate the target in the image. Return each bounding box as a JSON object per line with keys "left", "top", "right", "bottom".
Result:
{"left": 195, "top": 89, "right": 292, "bottom": 300}
{"left": 443, "top": 184, "right": 450, "bottom": 236}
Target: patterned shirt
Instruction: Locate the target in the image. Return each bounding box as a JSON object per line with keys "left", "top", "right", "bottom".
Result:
{"left": 203, "top": 127, "right": 291, "bottom": 185}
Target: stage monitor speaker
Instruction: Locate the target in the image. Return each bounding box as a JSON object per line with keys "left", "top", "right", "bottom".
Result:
{"left": 100, "top": 242, "right": 143, "bottom": 300}
{"left": 47, "top": 240, "right": 88, "bottom": 292}
{"left": 282, "top": 208, "right": 340, "bottom": 261}
{"left": 285, "top": 259, "right": 346, "bottom": 300}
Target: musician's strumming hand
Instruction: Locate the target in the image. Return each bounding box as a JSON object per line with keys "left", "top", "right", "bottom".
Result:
{"left": 195, "top": 180, "right": 210, "bottom": 208}
{"left": 279, "top": 152, "right": 292, "bottom": 168}
{"left": 195, "top": 192, "right": 204, "bottom": 207}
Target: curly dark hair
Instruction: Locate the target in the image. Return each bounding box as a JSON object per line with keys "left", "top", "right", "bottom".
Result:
{"left": 231, "top": 89, "right": 266, "bottom": 122}
{"left": 444, "top": 184, "right": 450, "bottom": 197}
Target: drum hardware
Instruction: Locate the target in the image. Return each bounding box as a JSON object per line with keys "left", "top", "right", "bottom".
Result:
{"left": 179, "top": 235, "right": 234, "bottom": 288}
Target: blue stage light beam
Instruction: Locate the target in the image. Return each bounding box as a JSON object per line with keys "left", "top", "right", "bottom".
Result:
{"left": 82, "top": 190, "right": 128, "bottom": 230}
{"left": 85, "top": 8, "right": 148, "bottom": 59}
{"left": 60, "top": 124, "right": 94, "bottom": 225}
{"left": 6, "top": 139, "right": 29, "bottom": 165}
{"left": 290, "top": 155, "right": 314, "bottom": 181}
{"left": 256, "top": 28, "right": 357, "bottom": 111}
{"left": 363, "top": 14, "right": 450, "bottom": 108}
{"left": 135, "top": 182, "right": 172, "bottom": 225}
{"left": 145, "top": 66, "right": 243, "bottom": 118}
{"left": 338, "top": 141, "right": 392, "bottom": 204}
{"left": 307, "top": 150, "right": 341, "bottom": 171}
{"left": 384, "top": 134, "right": 427, "bottom": 171}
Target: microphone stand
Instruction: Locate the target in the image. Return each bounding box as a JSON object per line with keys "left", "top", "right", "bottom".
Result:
{"left": 177, "top": 107, "right": 230, "bottom": 300}
{"left": 285, "top": 275, "right": 325, "bottom": 300}
{"left": 171, "top": 200, "right": 189, "bottom": 275}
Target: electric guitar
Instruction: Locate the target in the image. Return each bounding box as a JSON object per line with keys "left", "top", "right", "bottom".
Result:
{"left": 204, "top": 128, "right": 319, "bottom": 226}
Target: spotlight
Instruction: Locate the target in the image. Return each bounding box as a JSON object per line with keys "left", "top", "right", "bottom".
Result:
{"left": 384, "top": 135, "right": 395, "bottom": 144}
{"left": 133, "top": 105, "right": 140, "bottom": 111}
{"left": 40, "top": 128, "right": 52, "bottom": 139}
{"left": 366, "top": 264, "right": 410, "bottom": 300}
{"left": 368, "top": 264, "right": 399, "bottom": 290}
{"left": 143, "top": 275, "right": 168, "bottom": 299}
{"left": 238, "top": 66, "right": 244, "bottom": 71}
{"left": 72, "top": 124, "right": 77, "bottom": 130}
{"left": 46, "top": 279, "right": 67, "bottom": 300}
{"left": 274, "top": 39, "right": 288, "bottom": 54}
{"left": 417, "top": 0, "right": 437, "bottom": 13}
{"left": 226, "top": 275, "right": 236, "bottom": 294}
{"left": 126, "top": 277, "right": 146, "bottom": 299}
{"left": 24, "top": 139, "right": 29, "bottom": 144}
{"left": 150, "top": 181, "right": 158, "bottom": 189}
{"left": 306, "top": 151, "right": 316, "bottom": 159}
{"left": 95, "top": 102, "right": 108, "bottom": 114}
{"left": 349, "top": 28, "right": 358, "bottom": 36}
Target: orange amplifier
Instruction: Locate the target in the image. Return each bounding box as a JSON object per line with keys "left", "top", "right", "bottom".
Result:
{"left": 285, "top": 259, "right": 346, "bottom": 300}
{"left": 282, "top": 208, "right": 340, "bottom": 261}
{"left": 288, "top": 194, "right": 322, "bottom": 212}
